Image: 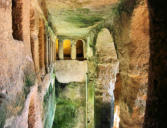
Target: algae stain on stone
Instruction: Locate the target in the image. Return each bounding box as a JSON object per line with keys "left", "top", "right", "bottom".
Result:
{"left": 44, "top": 79, "right": 56, "bottom": 128}
{"left": 53, "top": 81, "right": 86, "bottom": 128}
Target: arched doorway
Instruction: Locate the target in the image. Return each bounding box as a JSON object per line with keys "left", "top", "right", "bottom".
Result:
{"left": 95, "top": 28, "right": 118, "bottom": 128}
{"left": 63, "top": 40, "right": 71, "bottom": 60}
{"left": 76, "top": 40, "right": 84, "bottom": 60}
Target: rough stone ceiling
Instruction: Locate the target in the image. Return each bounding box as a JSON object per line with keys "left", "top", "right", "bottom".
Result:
{"left": 46, "top": 0, "right": 118, "bottom": 9}
{"left": 46, "top": 0, "right": 118, "bottom": 39}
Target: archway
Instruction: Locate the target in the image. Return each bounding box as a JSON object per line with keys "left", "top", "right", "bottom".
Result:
{"left": 76, "top": 40, "right": 84, "bottom": 60}
{"left": 63, "top": 40, "right": 71, "bottom": 60}
{"left": 95, "top": 28, "right": 118, "bottom": 128}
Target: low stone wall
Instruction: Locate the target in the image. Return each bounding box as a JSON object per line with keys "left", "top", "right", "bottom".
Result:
{"left": 54, "top": 60, "right": 88, "bottom": 83}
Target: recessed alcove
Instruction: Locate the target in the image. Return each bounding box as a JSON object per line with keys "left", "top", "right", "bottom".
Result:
{"left": 12, "top": 0, "right": 23, "bottom": 41}
{"left": 76, "top": 40, "right": 84, "bottom": 60}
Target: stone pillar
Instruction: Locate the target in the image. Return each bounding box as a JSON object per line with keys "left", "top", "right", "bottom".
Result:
{"left": 45, "top": 35, "right": 49, "bottom": 72}
{"left": 51, "top": 40, "right": 53, "bottom": 64}
{"left": 83, "top": 40, "right": 87, "bottom": 59}
{"left": 48, "top": 36, "right": 52, "bottom": 66}
{"left": 48, "top": 37, "right": 50, "bottom": 65}
{"left": 38, "top": 18, "right": 45, "bottom": 72}
{"left": 52, "top": 41, "right": 55, "bottom": 62}
{"left": 54, "top": 41, "right": 56, "bottom": 61}
{"left": 58, "top": 40, "right": 64, "bottom": 60}
{"left": 50, "top": 40, "right": 53, "bottom": 64}
{"left": 33, "top": 36, "right": 40, "bottom": 72}
{"left": 71, "top": 40, "right": 76, "bottom": 60}
{"left": 86, "top": 36, "right": 93, "bottom": 58}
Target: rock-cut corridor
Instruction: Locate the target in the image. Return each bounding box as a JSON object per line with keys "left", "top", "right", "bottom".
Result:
{"left": 0, "top": 0, "right": 167, "bottom": 128}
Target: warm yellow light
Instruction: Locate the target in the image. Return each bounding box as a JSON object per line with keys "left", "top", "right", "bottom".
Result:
{"left": 56, "top": 39, "right": 59, "bottom": 54}
{"left": 63, "top": 40, "right": 71, "bottom": 55}
{"left": 113, "top": 105, "right": 120, "bottom": 128}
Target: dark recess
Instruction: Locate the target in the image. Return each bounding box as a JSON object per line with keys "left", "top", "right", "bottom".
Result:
{"left": 12, "top": 0, "right": 23, "bottom": 41}
{"left": 144, "top": 0, "right": 167, "bottom": 128}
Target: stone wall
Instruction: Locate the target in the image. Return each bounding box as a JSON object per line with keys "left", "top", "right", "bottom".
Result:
{"left": 111, "top": 0, "right": 150, "bottom": 127}
{"left": 54, "top": 60, "right": 87, "bottom": 83}
{"left": 0, "top": 0, "right": 32, "bottom": 127}
{"left": 0, "top": 0, "right": 56, "bottom": 127}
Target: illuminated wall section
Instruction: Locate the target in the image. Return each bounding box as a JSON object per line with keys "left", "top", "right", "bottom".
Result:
{"left": 63, "top": 40, "right": 71, "bottom": 59}
{"left": 56, "top": 39, "right": 59, "bottom": 59}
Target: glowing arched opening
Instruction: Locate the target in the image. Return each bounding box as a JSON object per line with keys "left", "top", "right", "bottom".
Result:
{"left": 63, "top": 40, "right": 71, "bottom": 59}
{"left": 76, "top": 40, "right": 84, "bottom": 60}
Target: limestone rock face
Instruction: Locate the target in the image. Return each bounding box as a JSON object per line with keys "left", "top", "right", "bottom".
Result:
{"left": 0, "top": 0, "right": 56, "bottom": 128}
{"left": 113, "top": 0, "right": 150, "bottom": 127}
{"left": 0, "top": 0, "right": 32, "bottom": 127}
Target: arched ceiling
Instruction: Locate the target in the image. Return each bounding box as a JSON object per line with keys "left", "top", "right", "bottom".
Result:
{"left": 46, "top": 0, "right": 118, "bottom": 39}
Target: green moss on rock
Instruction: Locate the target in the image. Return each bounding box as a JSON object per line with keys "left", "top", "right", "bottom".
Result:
{"left": 44, "top": 80, "right": 56, "bottom": 128}
{"left": 53, "top": 98, "right": 78, "bottom": 128}
{"left": 53, "top": 80, "right": 86, "bottom": 128}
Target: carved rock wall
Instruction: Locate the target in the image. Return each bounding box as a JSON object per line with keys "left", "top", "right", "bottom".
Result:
{"left": 113, "top": 0, "right": 150, "bottom": 127}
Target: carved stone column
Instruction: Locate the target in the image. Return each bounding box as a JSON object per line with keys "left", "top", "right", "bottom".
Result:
{"left": 45, "top": 35, "right": 49, "bottom": 72}
{"left": 71, "top": 40, "right": 76, "bottom": 60}
{"left": 50, "top": 40, "right": 53, "bottom": 64}
{"left": 83, "top": 40, "right": 87, "bottom": 59}
{"left": 53, "top": 41, "right": 56, "bottom": 62}
{"left": 58, "top": 40, "right": 64, "bottom": 60}
{"left": 48, "top": 37, "right": 51, "bottom": 65}
{"left": 86, "top": 36, "right": 93, "bottom": 58}
{"left": 53, "top": 41, "right": 55, "bottom": 62}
